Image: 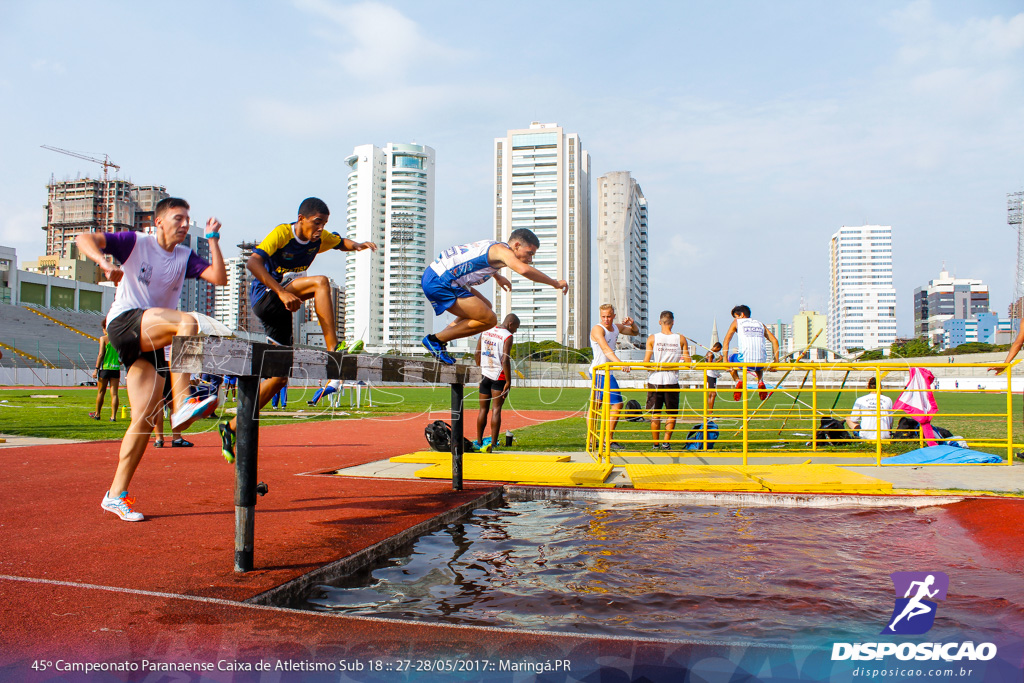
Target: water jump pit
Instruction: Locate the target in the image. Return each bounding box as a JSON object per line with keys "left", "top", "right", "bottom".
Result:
{"left": 264, "top": 486, "right": 1023, "bottom": 680}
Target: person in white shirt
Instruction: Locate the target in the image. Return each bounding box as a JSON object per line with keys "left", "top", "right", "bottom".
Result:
{"left": 643, "top": 311, "right": 691, "bottom": 450}
{"left": 76, "top": 197, "right": 227, "bottom": 522}
{"left": 721, "top": 304, "right": 779, "bottom": 402}
{"left": 589, "top": 304, "right": 640, "bottom": 450}
{"left": 846, "top": 377, "right": 894, "bottom": 441}
{"left": 474, "top": 314, "right": 520, "bottom": 452}
{"left": 704, "top": 341, "right": 724, "bottom": 414}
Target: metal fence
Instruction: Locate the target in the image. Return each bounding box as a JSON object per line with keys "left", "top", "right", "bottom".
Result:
{"left": 587, "top": 360, "right": 1021, "bottom": 464}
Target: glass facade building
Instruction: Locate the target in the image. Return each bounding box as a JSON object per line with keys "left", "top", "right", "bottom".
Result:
{"left": 344, "top": 143, "right": 434, "bottom": 354}
{"left": 493, "top": 123, "right": 590, "bottom": 347}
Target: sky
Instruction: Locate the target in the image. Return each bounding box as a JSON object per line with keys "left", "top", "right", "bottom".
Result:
{"left": 1, "top": 0, "right": 1022, "bottom": 346}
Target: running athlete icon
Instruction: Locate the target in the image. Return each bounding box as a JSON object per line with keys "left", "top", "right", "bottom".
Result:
{"left": 887, "top": 574, "right": 939, "bottom": 632}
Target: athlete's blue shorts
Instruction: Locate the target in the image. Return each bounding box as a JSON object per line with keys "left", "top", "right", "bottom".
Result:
{"left": 728, "top": 352, "right": 764, "bottom": 373}
{"left": 422, "top": 268, "right": 474, "bottom": 315}
{"left": 591, "top": 372, "right": 623, "bottom": 405}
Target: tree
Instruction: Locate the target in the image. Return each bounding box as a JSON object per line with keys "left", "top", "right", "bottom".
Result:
{"left": 890, "top": 337, "right": 934, "bottom": 358}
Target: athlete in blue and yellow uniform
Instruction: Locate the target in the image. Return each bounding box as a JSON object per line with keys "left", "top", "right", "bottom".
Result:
{"left": 219, "top": 197, "right": 376, "bottom": 462}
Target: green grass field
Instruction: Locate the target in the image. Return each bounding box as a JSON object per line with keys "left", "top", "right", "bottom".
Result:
{"left": 1, "top": 386, "right": 1019, "bottom": 461}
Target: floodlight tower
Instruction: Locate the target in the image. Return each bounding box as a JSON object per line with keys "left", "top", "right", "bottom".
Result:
{"left": 1010, "top": 191, "right": 1024, "bottom": 323}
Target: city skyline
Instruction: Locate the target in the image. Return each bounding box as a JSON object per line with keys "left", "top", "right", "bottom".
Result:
{"left": 1, "top": 1, "right": 1022, "bottom": 348}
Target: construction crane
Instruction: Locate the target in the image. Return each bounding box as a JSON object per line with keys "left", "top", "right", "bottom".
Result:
{"left": 41, "top": 145, "right": 120, "bottom": 231}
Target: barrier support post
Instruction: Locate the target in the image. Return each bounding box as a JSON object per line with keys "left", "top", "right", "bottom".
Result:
{"left": 451, "top": 382, "right": 464, "bottom": 490}
{"left": 234, "top": 375, "right": 260, "bottom": 573}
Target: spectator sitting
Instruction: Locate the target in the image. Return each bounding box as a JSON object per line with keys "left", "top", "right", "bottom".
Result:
{"left": 845, "top": 377, "right": 893, "bottom": 441}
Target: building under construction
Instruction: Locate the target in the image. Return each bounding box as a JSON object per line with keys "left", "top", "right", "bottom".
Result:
{"left": 43, "top": 177, "right": 169, "bottom": 258}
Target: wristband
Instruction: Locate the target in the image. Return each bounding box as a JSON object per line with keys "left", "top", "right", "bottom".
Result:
{"left": 205, "top": 232, "right": 220, "bottom": 240}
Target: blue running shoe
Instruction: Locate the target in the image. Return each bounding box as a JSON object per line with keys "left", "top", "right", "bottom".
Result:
{"left": 422, "top": 336, "right": 455, "bottom": 365}
{"left": 481, "top": 436, "right": 492, "bottom": 447}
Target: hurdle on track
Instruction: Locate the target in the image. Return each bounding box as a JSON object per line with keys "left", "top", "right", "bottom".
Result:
{"left": 171, "top": 335, "right": 480, "bottom": 573}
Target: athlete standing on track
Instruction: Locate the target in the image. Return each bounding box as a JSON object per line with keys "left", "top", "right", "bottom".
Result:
{"left": 643, "top": 311, "right": 691, "bottom": 450}
{"left": 474, "top": 313, "right": 520, "bottom": 452}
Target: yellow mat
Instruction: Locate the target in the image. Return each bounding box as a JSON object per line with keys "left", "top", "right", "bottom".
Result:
{"left": 622, "top": 464, "right": 893, "bottom": 493}
{"left": 391, "top": 451, "right": 570, "bottom": 464}
{"left": 624, "top": 464, "right": 769, "bottom": 491}
{"left": 737, "top": 465, "right": 893, "bottom": 493}
{"left": 414, "top": 461, "right": 614, "bottom": 486}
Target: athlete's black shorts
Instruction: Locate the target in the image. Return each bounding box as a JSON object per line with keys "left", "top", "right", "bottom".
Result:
{"left": 106, "top": 309, "right": 168, "bottom": 372}
{"left": 479, "top": 376, "right": 507, "bottom": 396}
{"left": 97, "top": 369, "right": 121, "bottom": 381}
{"left": 708, "top": 376, "right": 718, "bottom": 388}
{"left": 646, "top": 382, "right": 680, "bottom": 412}
{"left": 251, "top": 292, "right": 293, "bottom": 346}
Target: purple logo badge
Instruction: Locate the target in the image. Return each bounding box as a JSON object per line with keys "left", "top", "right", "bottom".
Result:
{"left": 882, "top": 571, "right": 949, "bottom": 635}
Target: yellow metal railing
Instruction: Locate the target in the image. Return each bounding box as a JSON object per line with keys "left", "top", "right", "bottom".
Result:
{"left": 586, "top": 360, "right": 1021, "bottom": 466}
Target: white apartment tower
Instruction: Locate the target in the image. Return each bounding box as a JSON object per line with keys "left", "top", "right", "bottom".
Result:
{"left": 213, "top": 256, "right": 248, "bottom": 332}
{"left": 344, "top": 143, "right": 435, "bottom": 354}
{"left": 494, "top": 123, "right": 591, "bottom": 347}
{"left": 828, "top": 225, "right": 898, "bottom": 354}
{"left": 596, "top": 171, "right": 648, "bottom": 347}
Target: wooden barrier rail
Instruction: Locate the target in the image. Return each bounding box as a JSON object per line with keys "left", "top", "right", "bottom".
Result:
{"left": 171, "top": 336, "right": 480, "bottom": 573}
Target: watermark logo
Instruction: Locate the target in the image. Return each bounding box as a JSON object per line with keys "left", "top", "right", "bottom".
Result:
{"left": 882, "top": 571, "right": 948, "bottom": 635}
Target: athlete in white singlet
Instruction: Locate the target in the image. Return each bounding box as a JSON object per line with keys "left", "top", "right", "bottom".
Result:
{"left": 643, "top": 311, "right": 691, "bottom": 449}
{"left": 474, "top": 314, "right": 520, "bottom": 451}
{"left": 589, "top": 304, "right": 640, "bottom": 451}
{"left": 721, "top": 305, "right": 779, "bottom": 402}
{"left": 420, "top": 228, "right": 568, "bottom": 365}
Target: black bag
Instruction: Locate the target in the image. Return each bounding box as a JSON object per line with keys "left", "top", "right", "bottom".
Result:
{"left": 816, "top": 416, "right": 853, "bottom": 445}
{"left": 424, "top": 420, "right": 476, "bottom": 453}
{"left": 892, "top": 416, "right": 954, "bottom": 442}
{"left": 623, "top": 398, "right": 645, "bottom": 422}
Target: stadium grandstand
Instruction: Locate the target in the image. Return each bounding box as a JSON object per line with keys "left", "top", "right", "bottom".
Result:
{"left": 0, "top": 303, "right": 104, "bottom": 373}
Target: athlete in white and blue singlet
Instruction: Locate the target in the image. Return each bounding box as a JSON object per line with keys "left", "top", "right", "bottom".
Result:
{"left": 721, "top": 304, "right": 779, "bottom": 401}
{"left": 421, "top": 228, "right": 568, "bottom": 364}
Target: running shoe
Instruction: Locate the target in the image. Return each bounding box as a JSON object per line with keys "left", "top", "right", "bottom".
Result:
{"left": 758, "top": 381, "right": 768, "bottom": 401}
{"left": 219, "top": 422, "right": 236, "bottom": 464}
{"left": 154, "top": 439, "right": 164, "bottom": 448}
{"left": 171, "top": 437, "right": 194, "bottom": 448}
{"left": 609, "top": 442, "right": 625, "bottom": 451}
{"left": 88, "top": 412, "right": 100, "bottom": 420}
{"left": 471, "top": 440, "right": 482, "bottom": 452}
{"left": 422, "top": 336, "right": 455, "bottom": 365}
{"left": 480, "top": 443, "right": 493, "bottom": 454}
{"left": 734, "top": 380, "right": 743, "bottom": 401}
{"left": 335, "top": 341, "right": 348, "bottom": 352}
{"left": 170, "top": 395, "right": 218, "bottom": 429}
{"left": 101, "top": 491, "right": 144, "bottom": 522}
{"left": 481, "top": 436, "right": 492, "bottom": 448}
{"left": 348, "top": 340, "right": 364, "bottom": 354}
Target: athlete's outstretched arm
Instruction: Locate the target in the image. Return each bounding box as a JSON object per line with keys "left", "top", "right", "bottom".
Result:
{"left": 491, "top": 244, "right": 568, "bottom": 294}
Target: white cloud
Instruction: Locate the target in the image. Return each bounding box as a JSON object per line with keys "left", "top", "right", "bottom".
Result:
{"left": 292, "top": 0, "right": 465, "bottom": 82}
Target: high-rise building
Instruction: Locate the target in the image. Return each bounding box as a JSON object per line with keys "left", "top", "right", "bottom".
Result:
{"left": 596, "top": 171, "right": 648, "bottom": 347}
{"left": 493, "top": 122, "right": 591, "bottom": 347}
{"left": 178, "top": 222, "right": 216, "bottom": 316}
{"left": 300, "top": 279, "right": 345, "bottom": 346}
{"left": 214, "top": 256, "right": 248, "bottom": 332}
{"left": 43, "top": 178, "right": 168, "bottom": 258}
{"left": 344, "top": 143, "right": 434, "bottom": 354}
{"left": 827, "top": 225, "right": 897, "bottom": 354}
{"left": 792, "top": 310, "right": 828, "bottom": 360}
{"left": 913, "top": 268, "right": 989, "bottom": 347}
